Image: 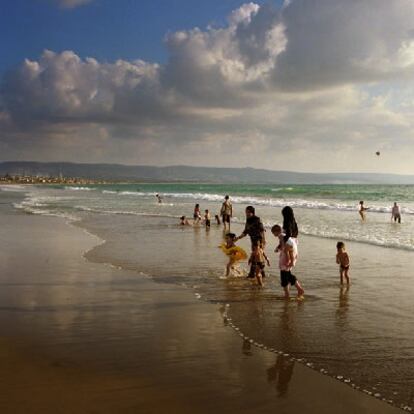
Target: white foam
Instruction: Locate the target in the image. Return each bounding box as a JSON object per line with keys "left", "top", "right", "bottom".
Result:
{"left": 98, "top": 189, "right": 414, "bottom": 215}
{"left": 0, "top": 184, "right": 27, "bottom": 192}
{"left": 65, "top": 186, "right": 95, "bottom": 191}
{"left": 73, "top": 205, "right": 179, "bottom": 219}
{"left": 298, "top": 223, "right": 414, "bottom": 251}
{"left": 13, "top": 192, "right": 77, "bottom": 221}
{"left": 14, "top": 187, "right": 414, "bottom": 252}
{"left": 102, "top": 190, "right": 152, "bottom": 196}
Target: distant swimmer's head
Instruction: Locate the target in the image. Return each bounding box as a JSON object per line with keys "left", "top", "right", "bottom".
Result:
{"left": 195, "top": 203, "right": 200, "bottom": 208}
{"left": 394, "top": 202, "right": 398, "bottom": 206}
{"left": 271, "top": 224, "right": 282, "bottom": 236}
{"left": 205, "top": 209, "right": 209, "bottom": 213}
{"left": 180, "top": 215, "right": 186, "bottom": 221}
{"left": 359, "top": 200, "right": 364, "bottom": 205}
{"left": 225, "top": 195, "right": 230, "bottom": 200}
{"left": 336, "top": 241, "right": 345, "bottom": 251}
{"left": 245, "top": 205, "right": 255, "bottom": 217}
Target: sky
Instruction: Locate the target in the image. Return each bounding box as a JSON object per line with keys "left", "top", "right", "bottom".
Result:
{"left": 1, "top": 0, "right": 414, "bottom": 173}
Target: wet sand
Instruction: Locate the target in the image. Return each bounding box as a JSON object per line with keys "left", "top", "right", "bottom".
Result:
{"left": 0, "top": 196, "right": 403, "bottom": 413}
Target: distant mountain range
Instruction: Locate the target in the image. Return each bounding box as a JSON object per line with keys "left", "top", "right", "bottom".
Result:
{"left": 1, "top": 161, "right": 414, "bottom": 184}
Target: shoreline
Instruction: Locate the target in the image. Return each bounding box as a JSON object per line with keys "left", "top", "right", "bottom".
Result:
{"left": 0, "top": 190, "right": 405, "bottom": 413}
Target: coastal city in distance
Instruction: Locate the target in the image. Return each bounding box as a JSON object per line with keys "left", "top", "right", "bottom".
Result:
{"left": 0, "top": 174, "right": 108, "bottom": 185}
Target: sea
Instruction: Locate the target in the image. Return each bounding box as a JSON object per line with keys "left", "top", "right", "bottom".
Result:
{"left": 3, "top": 183, "right": 414, "bottom": 410}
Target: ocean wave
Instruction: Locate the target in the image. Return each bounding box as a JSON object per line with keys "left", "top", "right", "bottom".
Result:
{"left": 271, "top": 187, "right": 293, "bottom": 192}
{"left": 65, "top": 186, "right": 95, "bottom": 191}
{"left": 74, "top": 205, "right": 178, "bottom": 219}
{"left": 99, "top": 189, "right": 414, "bottom": 215}
{"left": 13, "top": 193, "right": 78, "bottom": 220}
{"left": 229, "top": 216, "right": 414, "bottom": 251}
{"left": 299, "top": 226, "right": 414, "bottom": 251}
{"left": 102, "top": 190, "right": 154, "bottom": 197}
{"left": 13, "top": 201, "right": 78, "bottom": 221}
{"left": 0, "top": 184, "right": 28, "bottom": 192}
{"left": 14, "top": 189, "right": 414, "bottom": 252}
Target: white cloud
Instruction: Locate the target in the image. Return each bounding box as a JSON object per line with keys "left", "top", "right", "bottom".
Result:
{"left": 2, "top": 1, "right": 414, "bottom": 173}
{"left": 273, "top": 0, "right": 414, "bottom": 90}
{"left": 228, "top": 3, "right": 259, "bottom": 26}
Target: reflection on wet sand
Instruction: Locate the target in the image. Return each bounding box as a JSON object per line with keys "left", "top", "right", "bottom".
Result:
{"left": 242, "top": 339, "right": 252, "bottom": 356}
{"left": 278, "top": 299, "right": 304, "bottom": 351}
{"left": 267, "top": 355, "right": 295, "bottom": 397}
{"left": 336, "top": 286, "right": 350, "bottom": 328}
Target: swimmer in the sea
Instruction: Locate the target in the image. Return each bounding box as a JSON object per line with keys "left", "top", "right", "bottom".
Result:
{"left": 391, "top": 202, "right": 401, "bottom": 223}
{"left": 180, "top": 216, "right": 191, "bottom": 226}
{"left": 358, "top": 200, "right": 369, "bottom": 221}
{"left": 336, "top": 241, "right": 350, "bottom": 285}
{"left": 156, "top": 194, "right": 162, "bottom": 203}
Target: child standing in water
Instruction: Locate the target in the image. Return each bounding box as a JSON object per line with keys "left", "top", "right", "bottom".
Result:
{"left": 336, "top": 241, "right": 350, "bottom": 284}
{"left": 193, "top": 204, "right": 201, "bottom": 223}
{"left": 204, "top": 209, "right": 211, "bottom": 228}
{"left": 248, "top": 241, "right": 270, "bottom": 287}
{"left": 271, "top": 225, "right": 304, "bottom": 299}
{"left": 220, "top": 233, "right": 247, "bottom": 277}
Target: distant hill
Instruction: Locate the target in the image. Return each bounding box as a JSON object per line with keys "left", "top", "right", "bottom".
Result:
{"left": 1, "top": 161, "right": 414, "bottom": 184}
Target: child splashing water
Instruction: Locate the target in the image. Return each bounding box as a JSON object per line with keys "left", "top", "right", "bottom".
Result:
{"left": 219, "top": 233, "right": 248, "bottom": 277}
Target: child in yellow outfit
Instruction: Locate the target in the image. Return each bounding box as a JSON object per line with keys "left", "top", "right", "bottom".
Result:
{"left": 220, "top": 233, "right": 247, "bottom": 277}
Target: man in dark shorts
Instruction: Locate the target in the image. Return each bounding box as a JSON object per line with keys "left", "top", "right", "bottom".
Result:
{"left": 220, "top": 195, "right": 233, "bottom": 231}
{"left": 235, "top": 206, "right": 266, "bottom": 278}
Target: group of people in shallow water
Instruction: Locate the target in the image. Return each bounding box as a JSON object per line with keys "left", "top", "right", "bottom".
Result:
{"left": 226, "top": 204, "right": 306, "bottom": 299}
{"left": 177, "top": 195, "right": 312, "bottom": 299}
{"left": 175, "top": 194, "right": 356, "bottom": 299}
{"left": 172, "top": 194, "right": 404, "bottom": 299}
{"left": 180, "top": 195, "right": 233, "bottom": 230}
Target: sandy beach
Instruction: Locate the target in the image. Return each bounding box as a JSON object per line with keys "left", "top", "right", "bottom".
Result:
{"left": 0, "top": 190, "right": 405, "bottom": 413}
{"left": 4, "top": 0, "right": 414, "bottom": 411}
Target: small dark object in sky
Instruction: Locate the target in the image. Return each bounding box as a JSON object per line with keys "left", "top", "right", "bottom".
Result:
{"left": 375, "top": 151, "right": 380, "bottom": 156}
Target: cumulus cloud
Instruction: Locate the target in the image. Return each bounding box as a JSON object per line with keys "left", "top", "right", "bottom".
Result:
{"left": 2, "top": 1, "right": 414, "bottom": 173}
{"left": 274, "top": 0, "right": 414, "bottom": 90}
{"left": 162, "top": 3, "right": 286, "bottom": 106}
{"left": 1, "top": 50, "right": 168, "bottom": 125}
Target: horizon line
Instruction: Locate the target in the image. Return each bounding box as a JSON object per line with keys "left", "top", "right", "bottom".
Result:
{"left": 1, "top": 160, "right": 414, "bottom": 177}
